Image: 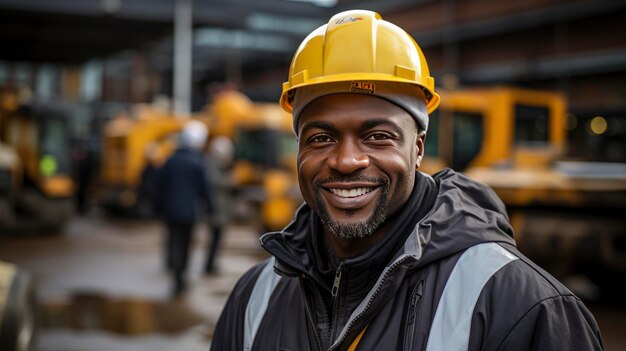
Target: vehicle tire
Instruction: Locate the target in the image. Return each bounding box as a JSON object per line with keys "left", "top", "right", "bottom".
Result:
{"left": 0, "top": 262, "right": 37, "bottom": 351}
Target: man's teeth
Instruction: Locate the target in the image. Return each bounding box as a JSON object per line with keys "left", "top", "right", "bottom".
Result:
{"left": 330, "top": 188, "right": 372, "bottom": 198}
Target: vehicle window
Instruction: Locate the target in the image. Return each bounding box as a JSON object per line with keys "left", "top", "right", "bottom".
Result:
{"left": 515, "top": 104, "right": 549, "bottom": 145}
{"left": 40, "top": 119, "right": 71, "bottom": 175}
{"left": 235, "top": 128, "right": 286, "bottom": 169}
{"left": 452, "top": 111, "right": 483, "bottom": 171}
{"left": 235, "top": 129, "right": 262, "bottom": 164}
{"left": 280, "top": 131, "right": 297, "bottom": 157}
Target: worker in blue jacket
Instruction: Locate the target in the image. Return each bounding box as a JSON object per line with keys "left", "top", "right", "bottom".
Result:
{"left": 156, "top": 120, "right": 213, "bottom": 297}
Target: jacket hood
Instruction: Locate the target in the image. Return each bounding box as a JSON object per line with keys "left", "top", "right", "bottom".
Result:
{"left": 261, "top": 168, "right": 515, "bottom": 281}
{"left": 260, "top": 168, "right": 516, "bottom": 350}
{"left": 414, "top": 168, "right": 516, "bottom": 268}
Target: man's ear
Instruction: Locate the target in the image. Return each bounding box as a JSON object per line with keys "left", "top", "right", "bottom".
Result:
{"left": 416, "top": 131, "right": 426, "bottom": 169}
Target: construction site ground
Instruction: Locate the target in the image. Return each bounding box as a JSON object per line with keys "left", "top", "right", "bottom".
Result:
{"left": 0, "top": 211, "right": 624, "bottom": 351}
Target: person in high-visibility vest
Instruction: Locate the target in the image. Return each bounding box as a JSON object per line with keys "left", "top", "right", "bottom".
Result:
{"left": 212, "top": 10, "right": 603, "bottom": 351}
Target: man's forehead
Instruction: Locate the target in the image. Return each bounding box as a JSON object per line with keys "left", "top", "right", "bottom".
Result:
{"left": 303, "top": 92, "right": 397, "bottom": 112}
{"left": 297, "top": 94, "right": 415, "bottom": 134}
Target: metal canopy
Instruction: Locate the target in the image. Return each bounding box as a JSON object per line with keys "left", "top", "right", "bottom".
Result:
{"left": 0, "top": 0, "right": 337, "bottom": 63}
{"left": 0, "top": 8, "right": 171, "bottom": 63}
{"left": 0, "top": 0, "right": 418, "bottom": 61}
{"left": 4, "top": 0, "right": 622, "bottom": 96}
{"left": 0, "top": 0, "right": 364, "bottom": 93}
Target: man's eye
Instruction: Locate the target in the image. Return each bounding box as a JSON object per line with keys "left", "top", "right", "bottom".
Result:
{"left": 310, "top": 134, "right": 333, "bottom": 143}
{"left": 366, "top": 132, "right": 391, "bottom": 141}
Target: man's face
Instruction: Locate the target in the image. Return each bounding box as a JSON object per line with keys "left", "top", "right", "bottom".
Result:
{"left": 296, "top": 94, "right": 423, "bottom": 240}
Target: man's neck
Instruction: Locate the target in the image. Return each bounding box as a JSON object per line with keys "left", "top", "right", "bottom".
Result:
{"left": 323, "top": 222, "right": 390, "bottom": 260}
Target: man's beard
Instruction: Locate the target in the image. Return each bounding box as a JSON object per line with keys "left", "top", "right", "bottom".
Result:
{"left": 314, "top": 176, "right": 389, "bottom": 240}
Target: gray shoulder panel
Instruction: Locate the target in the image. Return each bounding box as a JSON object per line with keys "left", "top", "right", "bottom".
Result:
{"left": 243, "top": 257, "right": 281, "bottom": 351}
{"left": 426, "top": 242, "right": 519, "bottom": 351}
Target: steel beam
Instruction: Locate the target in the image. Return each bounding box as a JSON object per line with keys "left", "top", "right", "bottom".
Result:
{"left": 173, "top": 0, "right": 192, "bottom": 115}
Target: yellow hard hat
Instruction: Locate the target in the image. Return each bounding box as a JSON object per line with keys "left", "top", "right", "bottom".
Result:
{"left": 280, "top": 10, "right": 440, "bottom": 115}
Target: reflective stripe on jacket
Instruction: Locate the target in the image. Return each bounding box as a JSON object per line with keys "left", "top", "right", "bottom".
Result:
{"left": 243, "top": 243, "right": 519, "bottom": 351}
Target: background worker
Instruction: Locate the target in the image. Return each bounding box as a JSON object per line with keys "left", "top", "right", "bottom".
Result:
{"left": 137, "top": 142, "right": 160, "bottom": 218}
{"left": 155, "top": 120, "right": 213, "bottom": 297}
{"left": 212, "top": 10, "right": 603, "bottom": 351}
{"left": 203, "top": 136, "right": 234, "bottom": 274}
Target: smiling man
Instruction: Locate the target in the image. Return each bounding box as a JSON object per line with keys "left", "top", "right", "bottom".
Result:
{"left": 211, "top": 10, "right": 603, "bottom": 351}
{"left": 297, "top": 92, "right": 423, "bottom": 258}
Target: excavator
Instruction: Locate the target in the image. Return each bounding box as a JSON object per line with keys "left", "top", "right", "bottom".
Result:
{"left": 0, "top": 87, "right": 70, "bottom": 349}
{"left": 421, "top": 86, "right": 626, "bottom": 289}
{"left": 0, "top": 87, "right": 74, "bottom": 234}
{"left": 98, "top": 90, "right": 300, "bottom": 231}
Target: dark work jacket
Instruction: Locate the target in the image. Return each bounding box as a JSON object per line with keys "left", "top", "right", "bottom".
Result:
{"left": 212, "top": 169, "right": 603, "bottom": 351}
{"left": 155, "top": 148, "right": 213, "bottom": 223}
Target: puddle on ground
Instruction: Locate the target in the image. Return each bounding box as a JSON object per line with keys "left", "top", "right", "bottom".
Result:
{"left": 39, "top": 292, "right": 209, "bottom": 336}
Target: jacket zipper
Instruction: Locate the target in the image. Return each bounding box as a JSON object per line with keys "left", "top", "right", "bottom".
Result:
{"left": 299, "top": 275, "right": 324, "bottom": 351}
{"left": 328, "top": 255, "right": 414, "bottom": 351}
{"left": 403, "top": 280, "right": 423, "bottom": 351}
{"left": 330, "top": 264, "right": 344, "bottom": 342}
{"left": 331, "top": 264, "right": 343, "bottom": 297}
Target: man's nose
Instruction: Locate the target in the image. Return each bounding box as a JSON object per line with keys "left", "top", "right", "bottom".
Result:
{"left": 328, "top": 139, "right": 369, "bottom": 174}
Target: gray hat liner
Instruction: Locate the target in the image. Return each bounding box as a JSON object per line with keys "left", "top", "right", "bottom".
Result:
{"left": 292, "top": 80, "right": 429, "bottom": 133}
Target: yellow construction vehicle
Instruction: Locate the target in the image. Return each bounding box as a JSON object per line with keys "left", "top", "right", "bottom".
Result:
{"left": 422, "top": 86, "right": 626, "bottom": 283}
{"left": 0, "top": 88, "right": 75, "bottom": 233}
{"left": 98, "top": 103, "right": 218, "bottom": 215}
{"left": 98, "top": 105, "right": 188, "bottom": 214}
{"left": 207, "top": 90, "right": 300, "bottom": 231}
{"left": 97, "top": 92, "right": 300, "bottom": 231}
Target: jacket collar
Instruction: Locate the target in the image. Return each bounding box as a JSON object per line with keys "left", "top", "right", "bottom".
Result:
{"left": 261, "top": 168, "right": 517, "bottom": 285}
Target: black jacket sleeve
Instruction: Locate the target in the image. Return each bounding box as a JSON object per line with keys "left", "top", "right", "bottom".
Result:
{"left": 211, "top": 262, "right": 268, "bottom": 351}
{"left": 152, "top": 162, "right": 168, "bottom": 217}
{"left": 469, "top": 252, "right": 604, "bottom": 351}
{"left": 496, "top": 295, "right": 603, "bottom": 350}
